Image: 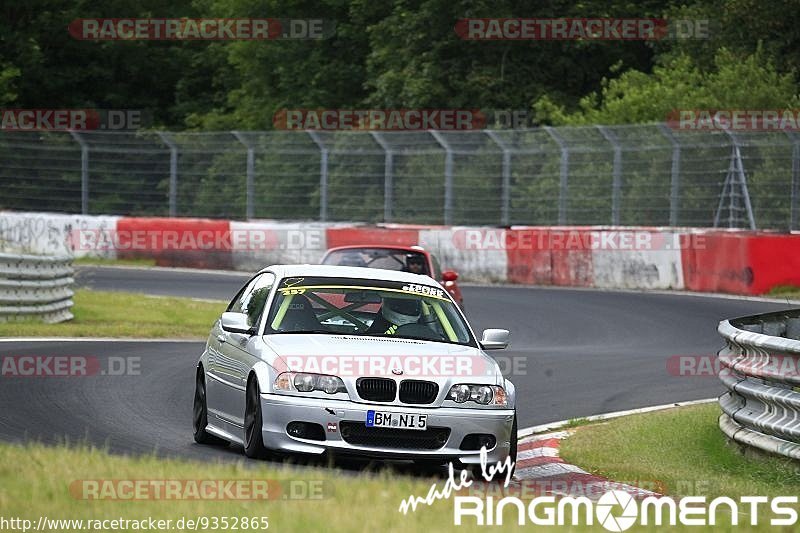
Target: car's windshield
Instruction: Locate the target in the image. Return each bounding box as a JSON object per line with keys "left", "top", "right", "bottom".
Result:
{"left": 322, "top": 248, "right": 430, "bottom": 276}
{"left": 265, "top": 276, "right": 473, "bottom": 346}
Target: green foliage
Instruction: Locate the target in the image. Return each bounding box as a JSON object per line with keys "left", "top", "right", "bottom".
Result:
{"left": 1, "top": 0, "right": 797, "bottom": 130}
{"left": 537, "top": 48, "right": 800, "bottom": 125}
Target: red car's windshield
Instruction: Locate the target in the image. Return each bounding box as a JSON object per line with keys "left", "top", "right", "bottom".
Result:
{"left": 322, "top": 248, "right": 429, "bottom": 276}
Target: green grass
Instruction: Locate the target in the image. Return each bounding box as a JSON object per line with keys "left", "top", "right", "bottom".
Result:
{"left": 765, "top": 284, "right": 800, "bottom": 300}
{"left": 563, "top": 417, "right": 590, "bottom": 429}
{"left": 73, "top": 257, "right": 157, "bottom": 267}
{"left": 0, "top": 442, "right": 489, "bottom": 533}
{"left": 560, "top": 403, "right": 800, "bottom": 499}
{"left": 0, "top": 289, "right": 224, "bottom": 338}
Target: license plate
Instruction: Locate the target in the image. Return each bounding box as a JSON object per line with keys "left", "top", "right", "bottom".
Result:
{"left": 366, "top": 410, "right": 427, "bottom": 431}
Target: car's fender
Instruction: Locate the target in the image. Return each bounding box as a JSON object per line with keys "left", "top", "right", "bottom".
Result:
{"left": 504, "top": 378, "right": 516, "bottom": 410}
{"left": 250, "top": 360, "right": 275, "bottom": 394}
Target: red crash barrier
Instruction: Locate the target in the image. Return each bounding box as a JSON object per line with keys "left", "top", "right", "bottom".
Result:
{"left": 115, "top": 217, "right": 234, "bottom": 269}
{"left": 681, "top": 231, "right": 800, "bottom": 295}
{"left": 504, "top": 228, "right": 552, "bottom": 284}
{"left": 325, "top": 227, "right": 421, "bottom": 248}
{"left": 504, "top": 228, "right": 594, "bottom": 286}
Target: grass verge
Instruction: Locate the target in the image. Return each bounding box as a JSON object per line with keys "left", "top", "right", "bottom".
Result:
{"left": 0, "top": 442, "right": 480, "bottom": 533}
{"left": 73, "top": 257, "right": 157, "bottom": 267}
{"left": 560, "top": 403, "right": 800, "bottom": 499}
{"left": 0, "top": 289, "right": 224, "bottom": 338}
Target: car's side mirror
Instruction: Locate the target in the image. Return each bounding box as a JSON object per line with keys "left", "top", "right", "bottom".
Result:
{"left": 480, "top": 328, "right": 509, "bottom": 350}
{"left": 442, "top": 270, "right": 459, "bottom": 282}
{"left": 220, "top": 312, "right": 255, "bottom": 335}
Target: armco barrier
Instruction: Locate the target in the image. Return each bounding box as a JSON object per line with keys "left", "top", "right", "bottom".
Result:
{"left": 0, "top": 252, "right": 74, "bottom": 323}
{"left": 718, "top": 311, "right": 800, "bottom": 460}
{"left": 3, "top": 211, "right": 800, "bottom": 296}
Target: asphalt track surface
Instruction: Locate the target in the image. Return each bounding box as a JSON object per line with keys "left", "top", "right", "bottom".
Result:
{"left": 0, "top": 265, "right": 793, "bottom": 465}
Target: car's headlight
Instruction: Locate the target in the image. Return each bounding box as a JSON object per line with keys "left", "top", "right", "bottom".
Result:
{"left": 447, "top": 384, "right": 507, "bottom": 406}
{"left": 274, "top": 372, "right": 346, "bottom": 394}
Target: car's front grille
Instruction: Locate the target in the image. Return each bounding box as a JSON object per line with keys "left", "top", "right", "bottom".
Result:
{"left": 339, "top": 422, "right": 450, "bottom": 450}
{"left": 356, "top": 378, "right": 396, "bottom": 402}
{"left": 399, "top": 380, "right": 439, "bottom": 404}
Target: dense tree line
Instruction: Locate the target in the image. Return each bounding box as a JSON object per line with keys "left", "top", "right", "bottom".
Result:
{"left": 1, "top": 0, "right": 797, "bottom": 129}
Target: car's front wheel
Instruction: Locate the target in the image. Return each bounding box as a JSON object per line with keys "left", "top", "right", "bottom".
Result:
{"left": 193, "top": 367, "right": 226, "bottom": 445}
{"left": 244, "top": 376, "right": 269, "bottom": 459}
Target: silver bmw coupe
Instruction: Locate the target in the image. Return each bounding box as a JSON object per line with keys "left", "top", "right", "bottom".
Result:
{"left": 193, "top": 264, "right": 517, "bottom": 468}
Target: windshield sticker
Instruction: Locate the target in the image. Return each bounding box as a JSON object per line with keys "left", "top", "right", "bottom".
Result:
{"left": 402, "top": 284, "right": 445, "bottom": 298}
{"left": 279, "top": 287, "right": 306, "bottom": 295}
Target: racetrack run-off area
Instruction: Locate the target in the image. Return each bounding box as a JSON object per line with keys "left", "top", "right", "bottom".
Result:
{"left": 0, "top": 265, "right": 791, "bottom": 464}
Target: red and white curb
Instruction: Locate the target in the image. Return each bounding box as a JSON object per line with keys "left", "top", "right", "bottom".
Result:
{"left": 506, "top": 431, "right": 663, "bottom": 500}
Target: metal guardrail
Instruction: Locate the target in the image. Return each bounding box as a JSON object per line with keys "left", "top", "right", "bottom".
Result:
{"left": 0, "top": 253, "right": 74, "bottom": 323}
{"left": 718, "top": 311, "right": 800, "bottom": 460}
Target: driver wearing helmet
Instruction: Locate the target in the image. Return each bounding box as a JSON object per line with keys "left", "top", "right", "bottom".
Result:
{"left": 367, "top": 296, "right": 421, "bottom": 335}
{"left": 405, "top": 254, "right": 427, "bottom": 275}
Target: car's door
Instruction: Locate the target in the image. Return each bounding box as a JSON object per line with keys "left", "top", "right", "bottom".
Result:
{"left": 208, "top": 272, "right": 275, "bottom": 428}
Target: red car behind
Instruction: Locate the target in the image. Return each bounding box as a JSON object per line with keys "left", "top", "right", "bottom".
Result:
{"left": 320, "top": 245, "right": 464, "bottom": 307}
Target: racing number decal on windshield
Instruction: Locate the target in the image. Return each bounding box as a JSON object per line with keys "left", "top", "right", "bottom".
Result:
{"left": 280, "top": 288, "right": 306, "bottom": 295}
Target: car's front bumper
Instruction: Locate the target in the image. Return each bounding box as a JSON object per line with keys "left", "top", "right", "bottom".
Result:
{"left": 260, "top": 393, "right": 514, "bottom": 464}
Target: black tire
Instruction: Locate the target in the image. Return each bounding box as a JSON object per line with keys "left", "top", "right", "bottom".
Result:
{"left": 508, "top": 411, "right": 518, "bottom": 478}
{"left": 244, "top": 376, "right": 269, "bottom": 459}
{"left": 193, "top": 367, "right": 226, "bottom": 445}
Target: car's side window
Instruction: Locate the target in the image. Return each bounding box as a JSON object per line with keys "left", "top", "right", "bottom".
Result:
{"left": 227, "top": 273, "right": 276, "bottom": 327}
{"left": 430, "top": 254, "right": 442, "bottom": 280}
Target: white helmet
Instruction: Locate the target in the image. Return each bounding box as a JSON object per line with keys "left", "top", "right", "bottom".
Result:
{"left": 381, "top": 297, "right": 421, "bottom": 326}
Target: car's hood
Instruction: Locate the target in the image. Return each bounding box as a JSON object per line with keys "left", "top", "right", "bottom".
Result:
{"left": 261, "top": 334, "right": 504, "bottom": 403}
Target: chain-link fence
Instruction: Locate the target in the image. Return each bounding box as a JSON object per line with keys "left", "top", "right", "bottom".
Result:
{"left": 2, "top": 124, "right": 798, "bottom": 229}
